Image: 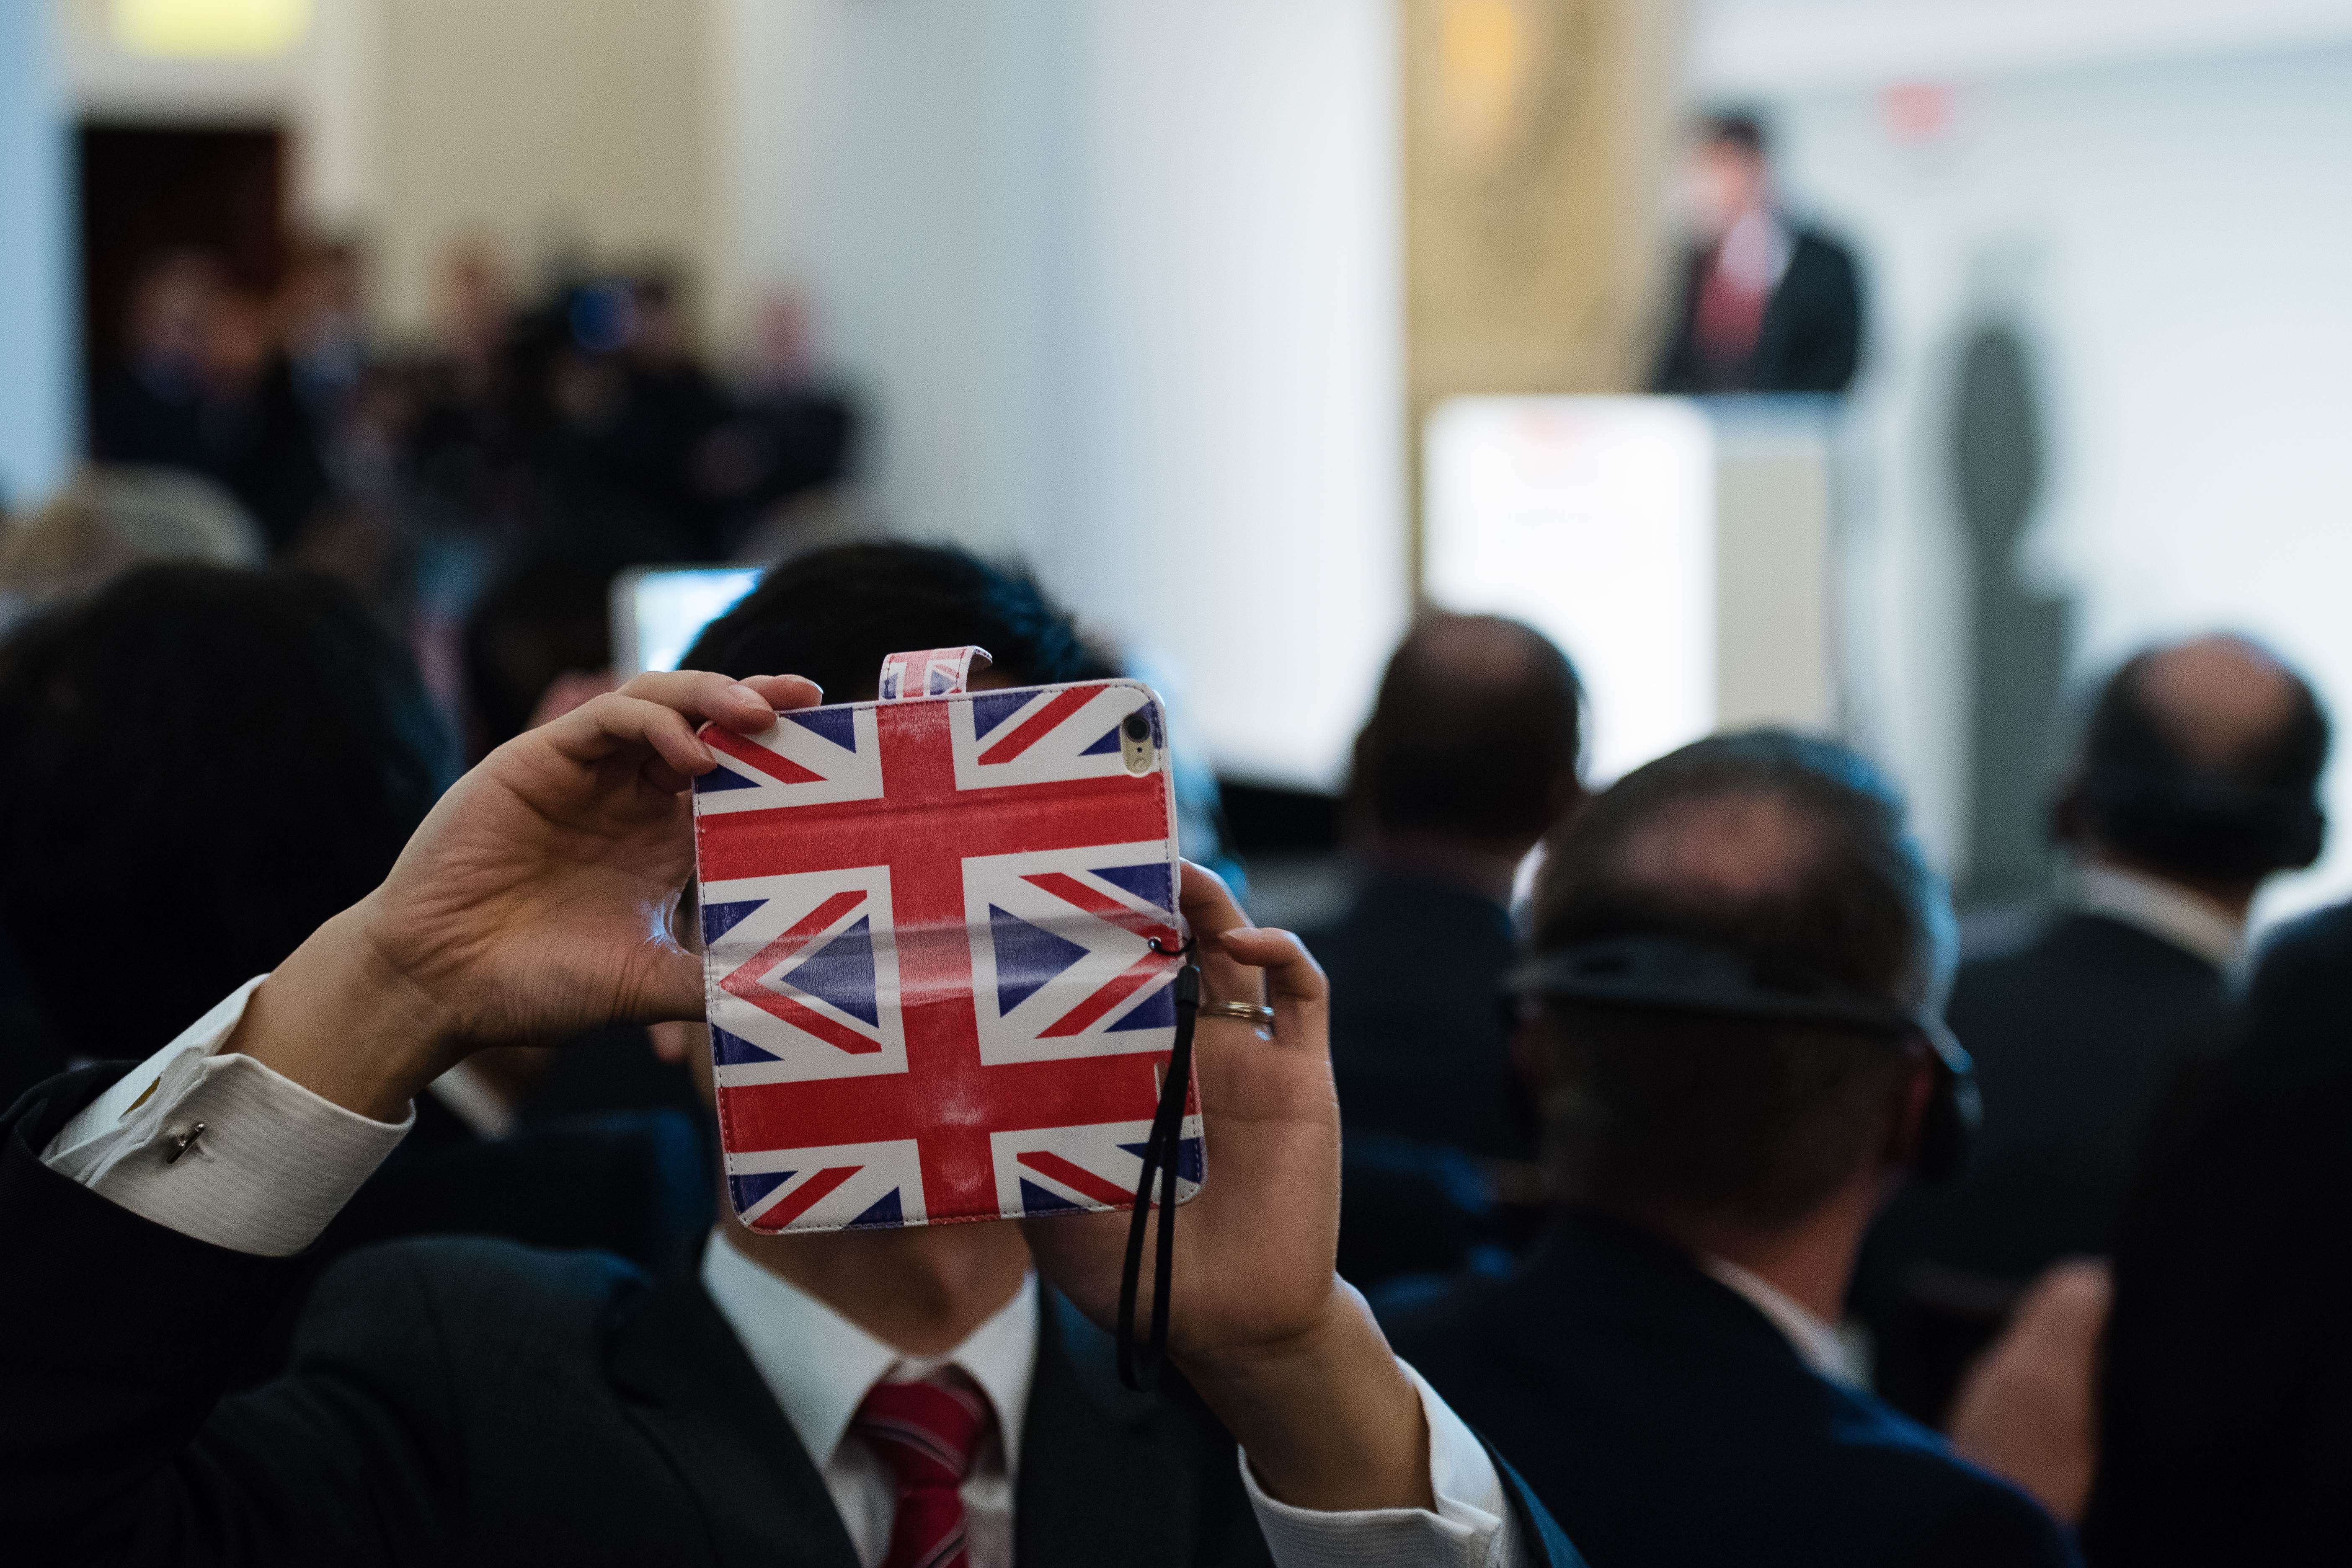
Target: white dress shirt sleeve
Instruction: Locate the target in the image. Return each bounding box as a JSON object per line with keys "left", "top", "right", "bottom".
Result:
{"left": 1242, "top": 1360, "right": 1529, "bottom": 1568}
{"left": 39, "top": 976, "right": 412, "bottom": 1257}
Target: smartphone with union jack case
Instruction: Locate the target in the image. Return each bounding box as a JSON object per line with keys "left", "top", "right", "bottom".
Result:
{"left": 690, "top": 646, "right": 1204, "bottom": 1234}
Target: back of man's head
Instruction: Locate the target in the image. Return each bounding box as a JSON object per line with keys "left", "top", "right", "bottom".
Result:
{"left": 0, "top": 564, "right": 454, "bottom": 1064}
{"left": 1348, "top": 613, "right": 1584, "bottom": 855}
{"left": 684, "top": 542, "right": 1095, "bottom": 698}
{"left": 1524, "top": 730, "right": 1952, "bottom": 1234}
{"left": 2055, "top": 634, "right": 2329, "bottom": 886}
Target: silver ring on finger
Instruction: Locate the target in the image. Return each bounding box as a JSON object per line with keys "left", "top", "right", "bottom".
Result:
{"left": 1197, "top": 1000, "right": 1275, "bottom": 1028}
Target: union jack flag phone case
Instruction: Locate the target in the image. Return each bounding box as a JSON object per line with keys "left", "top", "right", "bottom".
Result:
{"left": 691, "top": 647, "right": 1204, "bottom": 1236}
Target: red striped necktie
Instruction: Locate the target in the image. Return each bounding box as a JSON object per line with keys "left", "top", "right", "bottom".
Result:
{"left": 852, "top": 1368, "right": 996, "bottom": 1568}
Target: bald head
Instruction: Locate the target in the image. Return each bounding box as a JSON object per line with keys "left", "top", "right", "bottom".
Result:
{"left": 1350, "top": 613, "right": 1583, "bottom": 853}
{"left": 2137, "top": 635, "right": 2300, "bottom": 771}
{"left": 1614, "top": 791, "right": 1824, "bottom": 905}
{"left": 2062, "top": 634, "right": 2329, "bottom": 885}
{"left": 1532, "top": 730, "right": 1951, "bottom": 1009}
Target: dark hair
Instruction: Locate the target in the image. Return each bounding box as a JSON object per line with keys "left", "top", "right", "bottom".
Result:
{"left": 682, "top": 542, "right": 1092, "bottom": 697}
{"left": 2060, "top": 648, "right": 2330, "bottom": 881}
{"left": 1699, "top": 110, "right": 1769, "bottom": 159}
{"left": 1526, "top": 730, "right": 1950, "bottom": 1230}
{"left": 0, "top": 565, "right": 454, "bottom": 1067}
{"left": 1349, "top": 613, "right": 1583, "bottom": 848}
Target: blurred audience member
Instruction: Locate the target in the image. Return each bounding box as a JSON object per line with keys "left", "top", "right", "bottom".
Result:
{"left": 0, "top": 565, "right": 706, "bottom": 1268}
{"left": 1309, "top": 614, "right": 1585, "bottom": 1164}
{"left": 92, "top": 253, "right": 333, "bottom": 554}
{"left": 1651, "top": 111, "right": 1864, "bottom": 395}
{"left": 1388, "top": 732, "right": 2077, "bottom": 1567}
{"left": 0, "top": 465, "right": 263, "bottom": 629}
{"left": 196, "top": 286, "right": 336, "bottom": 552}
{"left": 280, "top": 235, "right": 372, "bottom": 458}
{"left": 697, "top": 289, "right": 860, "bottom": 553}
{"left": 2083, "top": 899, "right": 2352, "bottom": 1565}
{"left": 0, "top": 566, "right": 449, "bottom": 1081}
{"left": 89, "top": 250, "right": 220, "bottom": 475}
{"left": 1858, "top": 634, "right": 2328, "bottom": 1423}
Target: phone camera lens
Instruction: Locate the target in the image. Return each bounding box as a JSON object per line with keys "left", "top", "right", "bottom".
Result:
{"left": 1122, "top": 714, "right": 1150, "bottom": 743}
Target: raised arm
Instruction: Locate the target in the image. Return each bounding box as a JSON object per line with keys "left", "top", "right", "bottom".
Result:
{"left": 0, "top": 670, "right": 820, "bottom": 1563}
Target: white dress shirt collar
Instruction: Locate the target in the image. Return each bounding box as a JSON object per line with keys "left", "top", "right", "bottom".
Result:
{"left": 698, "top": 1227, "right": 1038, "bottom": 1477}
{"left": 2071, "top": 862, "right": 2245, "bottom": 968}
{"left": 1698, "top": 1254, "right": 1860, "bottom": 1387}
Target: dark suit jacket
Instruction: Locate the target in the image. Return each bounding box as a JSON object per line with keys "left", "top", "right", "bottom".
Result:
{"left": 1304, "top": 869, "right": 1526, "bottom": 1162}
{"left": 0, "top": 1064, "right": 1582, "bottom": 1567}
{"left": 2084, "top": 902, "right": 2352, "bottom": 1565}
{"left": 1651, "top": 226, "right": 1864, "bottom": 395}
{"left": 1855, "top": 911, "right": 2228, "bottom": 1422}
{"left": 320, "top": 1091, "right": 713, "bottom": 1274}
{"left": 1387, "top": 1212, "right": 2077, "bottom": 1568}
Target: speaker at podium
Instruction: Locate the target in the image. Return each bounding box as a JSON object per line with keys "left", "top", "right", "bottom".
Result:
{"left": 1423, "top": 394, "right": 1841, "bottom": 783}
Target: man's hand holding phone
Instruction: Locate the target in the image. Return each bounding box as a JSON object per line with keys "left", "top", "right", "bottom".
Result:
{"left": 1021, "top": 862, "right": 1437, "bottom": 1514}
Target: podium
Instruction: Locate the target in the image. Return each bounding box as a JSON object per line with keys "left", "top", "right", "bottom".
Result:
{"left": 1423, "top": 394, "right": 1841, "bottom": 781}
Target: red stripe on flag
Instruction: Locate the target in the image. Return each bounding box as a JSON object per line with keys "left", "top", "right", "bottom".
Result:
{"left": 1038, "top": 953, "right": 1170, "bottom": 1038}
{"left": 707, "top": 725, "right": 825, "bottom": 785}
{"left": 976, "top": 686, "right": 1097, "bottom": 765}
{"left": 741, "top": 989, "right": 883, "bottom": 1055}
{"left": 1020, "top": 872, "right": 1178, "bottom": 947}
{"left": 752, "top": 1165, "right": 861, "bottom": 1229}
{"left": 719, "top": 890, "right": 882, "bottom": 1054}
{"left": 1017, "top": 1149, "right": 1139, "bottom": 1209}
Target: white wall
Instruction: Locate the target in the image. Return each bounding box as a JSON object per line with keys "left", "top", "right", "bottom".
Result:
{"left": 0, "top": 0, "right": 75, "bottom": 507}
{"left": 1709, "top": 22, "right": 2352, "bottom": 922}
{"left": 716, "top": 0, "right": 1408, "bottom": 787}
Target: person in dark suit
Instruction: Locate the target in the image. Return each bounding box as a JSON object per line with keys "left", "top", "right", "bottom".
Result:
{"left": 1306, "top": 613, "right": 1585, "bottom": 1164}
{"left": 0, "top": 565, "right": 710, "bottom": 1275}
{"left": 0, "top": 544, "right": 1582, "bottom": 1568}
{"left": 2082, "top": 899, "right": 2352, "bottom": 1565}
{"left": 1650, "top": 112, "right": 1864, "bottom": 395}
{"left": 1856, "top": 635, "right": 2330, "bottom": 1423}
{"left": 1387, "top": 731, "right": 2078, "bottom": 1567}
{"left": 1300, "top": 614, "right": 1583, "bottom": 1289}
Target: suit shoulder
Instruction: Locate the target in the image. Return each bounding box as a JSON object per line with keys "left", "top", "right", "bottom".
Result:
{"left": 1828, "top": 1397, "right": 2078, "bottom": 1563}
{"left": 1792, "top": 225, "right": 1861, "bottom": 270}
{"left": 2256, "top": 899, "right": 2352, "bottom": 982}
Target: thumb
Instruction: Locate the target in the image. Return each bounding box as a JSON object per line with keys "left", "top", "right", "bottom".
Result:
{"left": 636, "top": 938, "right": 710, "bottom": 1025}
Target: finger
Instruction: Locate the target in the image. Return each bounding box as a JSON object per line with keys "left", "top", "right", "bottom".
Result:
{"left": 1177, "top": 860, "right": 1266, "bottom": 1006}
{"left": 1215, "top": 925, "right": 1330, "bottom": 1056}
{"left": 539, "top": 690, "right": 717, "bottom": 777}
{"left": 741, "top": 673, "right": 824, "bottom": 711}
{"left": 613, "top": 669, "right": 823, "bottom": 736}
{"left": 640, "top": 942, "right": 710, "bottom": 1023}
{"left": 638, "top": 752, "right": 694, "bottom": 795}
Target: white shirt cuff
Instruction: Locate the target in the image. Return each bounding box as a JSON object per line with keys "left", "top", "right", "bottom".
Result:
{"left": 40, "top": 976, "right": 413, "bottom": 1256}
{"left": 1242, "top": 1359, "right": 1527, "bottom": 1568}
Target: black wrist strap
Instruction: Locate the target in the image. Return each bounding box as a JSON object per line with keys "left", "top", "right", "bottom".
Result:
{"left": 1117, "top": 959, "right": 1199, "bottom": 1392}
